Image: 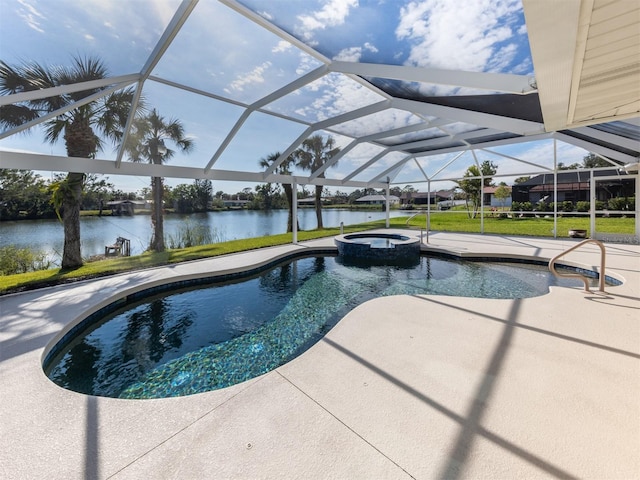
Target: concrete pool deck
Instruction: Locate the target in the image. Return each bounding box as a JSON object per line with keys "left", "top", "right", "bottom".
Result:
{"left": 1, "top": 231, "right": 638, "bottom": 479}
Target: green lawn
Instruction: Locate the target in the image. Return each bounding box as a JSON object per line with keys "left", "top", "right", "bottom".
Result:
{"left": 0, "top": 223, "right": 378, "bottom": 294}
{"left": 0, "top": 213, "right": 635, "bottom": 295}
{"left": 399, "top": 211, "right": 636, "bottom": 236}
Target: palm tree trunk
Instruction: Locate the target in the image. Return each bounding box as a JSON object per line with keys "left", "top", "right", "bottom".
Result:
{"left": 60, "top": 119, "right": 96, "bottom": 269}
{"left": 314, "top": 185, "right": 323, "bottom": 229}
{"left": 150, "top": 176, "right": 165, "bottom": 252}
{"left": 60, "top": 172, "right": 84, "bottom": 269}
{"left": 283, "top": 183, "right": 300, "bottom": 233}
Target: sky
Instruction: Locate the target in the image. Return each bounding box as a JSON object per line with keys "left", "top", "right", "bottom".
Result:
{"left": 0, "top": 0, "right": 593, "bottom": 194}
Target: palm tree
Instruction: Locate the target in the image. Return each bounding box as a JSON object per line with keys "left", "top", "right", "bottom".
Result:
{"left": 259, "top": 152, "right": 298, "bottom": 233}
{"left": 0, "top": 56, "right": 136, "bottom": 268}
{"left": 125, "top": 109, "right": 194, "bottom": 252}
{"left": 294, "top": 135, "right": 340, "bottom": 229}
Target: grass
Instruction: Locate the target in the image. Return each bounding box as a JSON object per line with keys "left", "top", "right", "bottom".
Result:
{"left": 0, "top": 222, "right": 382, "bottom": 294}
{"left": 1, "top": 212, "right": 635, "bottom": 295}
{"left": 399, "top": 210, "right": 636, "bottom": 236}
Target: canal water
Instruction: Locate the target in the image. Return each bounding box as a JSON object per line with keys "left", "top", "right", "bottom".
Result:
{"left": 0, "top": 209, "right": 411, "bottom": 264}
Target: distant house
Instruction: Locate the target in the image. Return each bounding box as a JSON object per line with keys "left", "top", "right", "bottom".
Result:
{"left": 512, "top": 169, "right": 635, "bottom": 204}
{"left": 400, "top": 190, "right": 455, "bottom": 206}
{"left": 106, "top": 200, "right": 148, "bottom": 216}
{"left": 223, "top": 199, "right": 250, "bottom": 208}
{"left": 483, "top": 186, "right": 512, "bottom": 208}
{"left": 297, "top": 197, "right": 317, "bottom": 206}
{"left": 355, "top": 195, "right": 400, "bottom": 206}
{"left": 297, "top": 196, "right": 331, "bottom": 206}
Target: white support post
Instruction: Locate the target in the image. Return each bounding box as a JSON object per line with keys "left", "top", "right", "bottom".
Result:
{"left": 480, "top": 172, "right": 485, "bottom": 234}
{"left": 636, "top": 174, "right": 640, "bottom": 241}
{"left": 292, "top": 179, "right": 298, "bottom": 244}
{"left": 426, "top": 179, "right": 431, "bottom": 243}
{"left": 590, "top": 170, "right": 596, "bottom": 238}
{"left": 385, "top": 183, "right": 390, "bottom": 228}
{"left": 553, "top": 139, "right": 558, "bottom": 238}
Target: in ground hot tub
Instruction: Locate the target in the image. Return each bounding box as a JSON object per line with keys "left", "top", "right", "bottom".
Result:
{"left": 334, "top": 232, "right": 421, "bottom": 263}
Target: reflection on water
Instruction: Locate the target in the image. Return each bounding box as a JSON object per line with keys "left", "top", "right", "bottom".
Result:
{"left": 0, "top": 209, "right": 408, "bottom": 264}
{"left": 45, "top": 255, "right": 582, "bottom": 398}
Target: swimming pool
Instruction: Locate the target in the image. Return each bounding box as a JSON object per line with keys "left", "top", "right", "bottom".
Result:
{"left": 44, "top": 254, "right": 610, "bottom": 399}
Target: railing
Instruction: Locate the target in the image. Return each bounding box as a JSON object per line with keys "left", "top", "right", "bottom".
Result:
{"left": 548, "top": 239, "right": 606, "bottom": 293}
{"left": 405, "top": 212, "right": 421, "bottom": 226}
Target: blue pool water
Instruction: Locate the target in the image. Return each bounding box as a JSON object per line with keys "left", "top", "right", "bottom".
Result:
{"left": 45, "top": 254, "right": 601, "bottom": 399}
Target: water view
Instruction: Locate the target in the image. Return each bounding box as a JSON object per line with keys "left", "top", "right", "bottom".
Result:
{"left": 0, "top": 209, "right": 410, "bottom": 264}
{"left": 45, "top": 254, "right": 580, "bottom": 399}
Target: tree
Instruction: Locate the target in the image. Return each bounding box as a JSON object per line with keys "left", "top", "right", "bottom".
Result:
{"left": 294, "top": 135, "right": 340, "bottom": 229}
{"left": 0, "top": 169, "right": 54, "bottom": 219}
{"left": 172, "top": 183, "right": 196, "bottom": 213}
{"left": 192, "top": 179, "right": 212, "bottom": 212}
{"left": 389, "top": 186, "right": 403, "bottom": 197}
{"left": 494, "top": 184, "right": 511, "bottom": 211}
{"left": 583, "top": 153, "right": 614, "bottom": 169}
{"left": 333, "top": 190, "right": 349, "bottom": 204}
{"left": 456, "top": 161, "right": 497, "bottom": 218}
{"left": 557, "top": 161, "right": 581, "bottom": 170}
{"left": 82, "top": 174, "right": 114, "bottom": 214}
{"left": 259, "top": 152, "right": 298, "bottom": 233}
{"left": 0, "top": 56, "right": 136, "bottom": 268}
{"left": 125, "top": 109, "right": 193, "bottom": 252}
{"left": 253, "top": 183, "right": 279, "bottom": 210}
{"left": 171, "top": 179, "right": 212, "bottom": 213}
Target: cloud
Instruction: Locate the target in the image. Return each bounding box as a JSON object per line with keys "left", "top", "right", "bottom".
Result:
{"left": 334, "top": 46, "right": 363, "bottom": 62}
{"left": 296, "top": 0, "right": 359, "bottom": 40}
{"left": 333, "top": 41, "right": 379, "bottom": 62}
{"left": 363, "top": 42, "right": 378, "bottom": 53}
{"left": 293, "top": 72, "right": 384, "bottom": 122}
{"left": 272, "top": 40, "right": 292, "bottom": 53}
{"left": 17, "top": 0, "right": 45, "bottom": 33}
{"left": 396, "top": 0, "right": 522, "bottom": 72}
{"left": 226, "top": 61, "right": 273, "bottom": 93}
{"left": 487, "top": 43, "right": 518, "bottom": 72}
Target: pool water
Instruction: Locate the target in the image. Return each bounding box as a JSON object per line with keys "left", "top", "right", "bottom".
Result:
{"left": 45, "top": 255, "right": 589, "bottom": 399}
{"left": 347, "top": 235, "right": 402, "bottom": 248}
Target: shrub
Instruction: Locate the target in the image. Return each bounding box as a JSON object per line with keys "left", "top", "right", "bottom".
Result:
{"left": 536, "top": 201, "right": 551, "bottom": 212}
{"left": 0, "top": 246, "right": 51, "bottom": 275}
{"left": 561, "top": 201, "right": 574, "bottom": 212}
{"left": 607, "top": 197, "right": 631, "bottom": 211}
{"left": 576, "top": 201, "right": 590, "bottom": 212}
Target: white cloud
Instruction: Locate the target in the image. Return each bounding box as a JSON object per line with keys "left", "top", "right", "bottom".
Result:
{"left": 396, "top": 0, "right": 522, "bottom": 72}
{"left": 258, "top": 10, "right": 274, "bottom": 21}
{"left": 333, "top": 42, "right": 378, "bottom": 62}
{"left": 226, "top": 61, "right": 273, "bottom": 92}
{"left": 297, "top": 73, "right": 384, "bottom": 122}
{"left": 296, "top": 0, "right": 359, "bottom": 40}
{"left": 295, "top": 52, "right": 320, "bottom": 76}
{"left": 364, "top": 42, "right": 378, "bottom": 53}
{"left": 17, "top": 0, "right": 45, "bottom": 33}
{"left": 272, "top": 40, "right": 292, "bottom": 53}
{"left": 487, "top": 43, "right": 518, "bottom": 72}
{"left": 334, "top": 46, "right": 363, "bottom": 62}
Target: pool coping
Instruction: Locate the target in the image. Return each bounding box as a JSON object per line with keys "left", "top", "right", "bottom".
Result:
{"left": 42, "top": 241, "right": 623, "bottom": 379}
{"left": 1, "top": 230, "right": 639, "bottom": 479}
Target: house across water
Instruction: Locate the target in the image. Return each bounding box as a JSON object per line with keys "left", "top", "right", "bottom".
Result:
{"left": 106, "top": 200, "right": 149, "bottom": 216}
{"left": 512, "top": 169, "right": 635, "bottom": 205}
